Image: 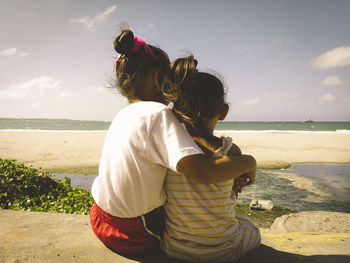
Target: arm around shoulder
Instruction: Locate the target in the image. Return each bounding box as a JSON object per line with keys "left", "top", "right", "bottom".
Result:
{"left": 178, "top": 154, "right": 256, "bottom": 184}
{"left": 227, "top": 142, "right": 256, "bottom": 184}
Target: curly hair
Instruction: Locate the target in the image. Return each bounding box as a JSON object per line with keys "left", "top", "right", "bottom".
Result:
{"left": 113, "top": 30, "right": 170, "bottom": 100}
{"left": 167, "top": 56, "right": 227, "bottom": 136}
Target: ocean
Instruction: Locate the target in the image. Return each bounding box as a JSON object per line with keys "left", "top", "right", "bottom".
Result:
{"left": 0, "top": 119, "right": 111, "bottom": 131}
{"left": 1, "top": 118, "right": 350, "bottom": 133}
{"left": 1, "top": 118, "right": 350, "bottom": 213}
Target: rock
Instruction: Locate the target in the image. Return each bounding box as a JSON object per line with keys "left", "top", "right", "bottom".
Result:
{"left": 269, "top": 211, "right": 350, "bottom": 233}
{"left": 249, "top": 199, "right": 274, "bottom": 210}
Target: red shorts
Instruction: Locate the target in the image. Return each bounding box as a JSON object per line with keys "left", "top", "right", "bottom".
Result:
{"left": 90, "top": 203, "right": 164, "bottom": 255}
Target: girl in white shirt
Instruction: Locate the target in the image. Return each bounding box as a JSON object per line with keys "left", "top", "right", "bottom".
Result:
{"left": 90, "top": 30, "right": 257, "bottom": 256}
{"left": 162, "top": 57, "right": 260, "bottom": 262}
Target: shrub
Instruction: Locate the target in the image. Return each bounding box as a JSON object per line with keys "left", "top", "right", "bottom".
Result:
{"left": 0, "top": 158, "right": 94, "bottom": 214}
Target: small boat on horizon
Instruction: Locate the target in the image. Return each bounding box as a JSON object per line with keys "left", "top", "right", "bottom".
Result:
{"left": 303, "top": 117, "right": 314, "bottom": 123}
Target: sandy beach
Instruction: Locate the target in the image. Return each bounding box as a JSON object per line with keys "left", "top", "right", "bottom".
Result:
{"left": 0, "top": 131, "right": 349, "bottom": 173}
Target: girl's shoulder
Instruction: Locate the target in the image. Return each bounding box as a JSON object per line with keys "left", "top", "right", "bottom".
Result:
{"left": 214, "top": 137, "right": 233, "bottom": 157}
{"left": 192, "top": 136, "right": 234, "bottom": 157}
{"left": 112, "top": 101, "right": 181, "bottom": 135}
{"left": 116, "top": 101, "right": 170, "bottom": 120}
{"left": 192, "top": 136, "right": 223, "bottom": 156}
{"left": 123, "top": 101, "right": 168, "bottom": 112}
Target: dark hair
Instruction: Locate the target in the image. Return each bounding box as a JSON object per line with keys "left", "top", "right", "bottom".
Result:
{"left": 169, "top": 56, "right": 226, "bottom": 136}
{"left": 113, "top": 30, "right": 170, "bottom": 100}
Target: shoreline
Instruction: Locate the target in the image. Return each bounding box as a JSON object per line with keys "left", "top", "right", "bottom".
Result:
{"left": 47, "top": 161, "right": 350, "bottom": 174}
{"left": 32, "top": 161, "right": 350, "bottom": 174}
{"left": 1, "top": 128, "right": 350, "bottom": 133}
{"left": 1, "top": 131, "right": 349, "bottom": 174}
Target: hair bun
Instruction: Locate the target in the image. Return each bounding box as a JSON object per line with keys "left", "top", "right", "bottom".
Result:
{"left": 114, "top": 30, "right": 134, "bottom": 56}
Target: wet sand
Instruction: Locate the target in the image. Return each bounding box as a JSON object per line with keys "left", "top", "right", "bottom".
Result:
{"left": 0, "top": 131, "right": 349, "bottom": 173}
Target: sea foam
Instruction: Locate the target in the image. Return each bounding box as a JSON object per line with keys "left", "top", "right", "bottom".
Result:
{"left": 214, "top": 129, "right": 350, "bottom": 134}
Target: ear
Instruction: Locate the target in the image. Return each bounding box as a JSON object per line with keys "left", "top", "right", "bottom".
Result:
{"left": 218, "top": 104, "right": 229, "bottom": 121}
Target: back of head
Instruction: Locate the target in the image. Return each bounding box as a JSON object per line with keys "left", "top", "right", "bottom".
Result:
{"left": 169, "top": 56, "right": 226, "bottom": 135}
{"left": 113, "top": 30, "right": 170, "bottom": 100}
{"left": 193, "top": 72, "right": 226, "bottom": 122}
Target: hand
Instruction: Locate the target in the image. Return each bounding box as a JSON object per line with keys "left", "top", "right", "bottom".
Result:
{"left": 233, "top": 174, "right": 250, "bottom": 198}
{"left": 234, "top": 174, "right": 250, "bottom": 188}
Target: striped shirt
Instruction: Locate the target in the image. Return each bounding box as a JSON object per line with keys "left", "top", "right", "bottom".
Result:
{"left": 162, "top": 137, "right": 261, "bottom": 262}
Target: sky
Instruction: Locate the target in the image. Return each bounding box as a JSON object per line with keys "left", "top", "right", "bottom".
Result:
{"left": 0, "top": 0, "right": 349, "bottom": 121}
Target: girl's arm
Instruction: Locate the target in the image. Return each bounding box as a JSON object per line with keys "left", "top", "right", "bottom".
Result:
{"left": 178, "top": 154, "right": 256, "bottom": 184}
{"left": 227, "top": 142, "right": 256, "bottom": 186}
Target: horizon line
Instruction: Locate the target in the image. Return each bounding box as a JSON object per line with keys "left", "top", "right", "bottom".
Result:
{"left": 1, "top": 117, "right": 350, "bottom": 123}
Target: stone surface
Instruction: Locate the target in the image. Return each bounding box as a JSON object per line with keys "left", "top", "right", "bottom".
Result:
{"left": 269, "top": 211, "right": 350, "bottom": 233}
{"left": 1, "top": 209, "right": 350, "bottom": 263}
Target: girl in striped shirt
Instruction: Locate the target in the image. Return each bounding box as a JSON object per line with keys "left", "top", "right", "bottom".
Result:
{"left": 162, "top": 57, "right": 261, "bottom": 262}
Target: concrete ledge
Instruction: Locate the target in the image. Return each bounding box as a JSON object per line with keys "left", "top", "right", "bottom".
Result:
{"left": 1, "top": 209, "right": 350, "bottom": 263}
{"left": 269, "top": 211, "right": 350, "bottom": 233}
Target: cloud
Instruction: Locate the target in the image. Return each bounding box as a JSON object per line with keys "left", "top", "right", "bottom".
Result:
{"left": 58, "top": 91, "right": 73, "bottom": 98}
{"left": 31, "top": 102, "right": 41, "bottom": 108}
{"left": 0, "top": 76, "right": 61, "bottom": 99}
{"left": 311, "top": 46, "right": 350, "bottom": 69}
{"left": 243, "top": 98, "right": 261, "bottom": 105}
{"left": 319, "top": 93, "right": 335, "bottom": 101}
{"left": 321, "top": 76, "right": 342, "bottom": 86}
{"left": 70, "top": 5, "right": 117, "bottom": 32}
{"left": 269, "top": 37, "right": 284, "bottom": 47}
{"left": 86, "top": 86, "right": 110, "bottom": 94}
{"left": 232, "top": 36, "right": 294, "bottom": 54}
{"left": 272, "top": 93, "right": 299, "bottom": 99}
{"left": 0, "top": 47, "right": 28, "bottom": 57}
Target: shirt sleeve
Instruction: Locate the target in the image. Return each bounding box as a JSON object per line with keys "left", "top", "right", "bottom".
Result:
{"left": 214, "top": 137, "right": 233, "bottom": 157}
{"left": 148, "top": 108, "right": 203, "bottom": 173}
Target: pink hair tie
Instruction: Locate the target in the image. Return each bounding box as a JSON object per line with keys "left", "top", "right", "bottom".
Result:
{"left": 113, "top": 54, "right": 121, "bottom": 72}
{"left": 114, "top": 34, "right": 157, "bottom": 72}
{"left": 133, "top": 35, "right": 158, "bottom": 62}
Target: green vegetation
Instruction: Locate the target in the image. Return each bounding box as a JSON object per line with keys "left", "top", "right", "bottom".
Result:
{"left": 0, "top": 158, "right": 94, "bottom": 214}
{"left": 235, "top": 203, "right": 296, "bottom": 228}
{"left": 257, "top": 162, "right": 292, "bottom": 170}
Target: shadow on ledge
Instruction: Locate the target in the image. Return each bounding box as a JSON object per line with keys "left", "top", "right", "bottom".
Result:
{"left": 110, "top": 245, "right": 350, "bottom": 263}
{"left": 238, "top": 245, "right": 350, "bottom": 263}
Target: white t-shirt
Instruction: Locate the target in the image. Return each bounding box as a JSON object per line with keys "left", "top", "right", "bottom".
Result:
{"left": 91, "top": 101, "right": 203, "bottom": 218}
